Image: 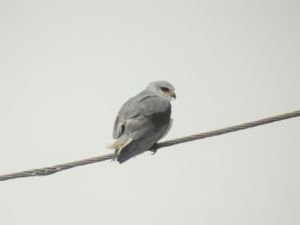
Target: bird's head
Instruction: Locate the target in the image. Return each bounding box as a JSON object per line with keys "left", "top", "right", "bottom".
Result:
{"left": 147, "top": 81, "right": 176, "bottom": 101}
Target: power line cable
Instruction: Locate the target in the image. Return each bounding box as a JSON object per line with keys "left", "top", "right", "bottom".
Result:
{"left": 0, "top": 110, "right": 299, "bottom": 182}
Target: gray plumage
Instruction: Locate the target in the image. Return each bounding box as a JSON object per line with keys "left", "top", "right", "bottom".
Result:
{"left": 108, "top": 81, "right": 176, "bottom": 163}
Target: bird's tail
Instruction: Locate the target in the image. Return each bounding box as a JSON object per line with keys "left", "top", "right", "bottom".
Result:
{"left": 107, "top": 136, "right": 132, "bottom": 150}
{"left": 117, "top": 140, "right": 154, "bottom": 163}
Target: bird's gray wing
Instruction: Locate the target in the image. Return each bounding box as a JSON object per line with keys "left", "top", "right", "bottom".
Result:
{"left": 113, "top": 91, "right": 156, "bottom": 139}
{"left": 116, "top": 93, "right": 172, "bottom": 163}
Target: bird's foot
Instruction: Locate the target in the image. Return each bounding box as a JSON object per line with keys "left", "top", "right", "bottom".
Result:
{"left": 149, "top": 144, "right": 158, "bottom": 155}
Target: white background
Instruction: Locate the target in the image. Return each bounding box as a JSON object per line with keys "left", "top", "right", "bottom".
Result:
{"left": 0, "top": 1, "right": 299, "bottom": 225}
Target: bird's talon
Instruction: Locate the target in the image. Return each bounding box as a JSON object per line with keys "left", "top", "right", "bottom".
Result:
{"left": 150, "top": 145, "right": 158, "bottom": 155}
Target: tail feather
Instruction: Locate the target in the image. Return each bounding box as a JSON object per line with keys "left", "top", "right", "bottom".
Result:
{"left": 117, "top": 140, "right": 153, "bottom": 163}
{"left": 107, "top": 136, "right": 132, "bottom": 150}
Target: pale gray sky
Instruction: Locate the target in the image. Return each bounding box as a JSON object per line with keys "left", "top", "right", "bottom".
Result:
{"left": 0, "top": 0, "right": 299, "bottom": 225}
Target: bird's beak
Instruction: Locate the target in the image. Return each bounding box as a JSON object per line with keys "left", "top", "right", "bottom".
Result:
{"left": 171, "top": 92, "right": 176, "bottom": 100}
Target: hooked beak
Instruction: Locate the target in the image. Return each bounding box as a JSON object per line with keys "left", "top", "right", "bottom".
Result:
{"left": 171, "top": 92, "right": 176, "bottom": 99}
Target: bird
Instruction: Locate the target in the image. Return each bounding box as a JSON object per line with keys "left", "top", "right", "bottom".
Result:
{"left": 107, "top": 80, "right": 176, "bottom": 163}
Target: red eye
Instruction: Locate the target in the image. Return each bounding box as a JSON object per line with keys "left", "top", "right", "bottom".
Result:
{"left": 160, "top": 87, "right": 169, "bottom": 92}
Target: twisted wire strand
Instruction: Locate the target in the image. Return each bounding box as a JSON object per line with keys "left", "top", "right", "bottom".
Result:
{"left": 155, "top": 110, "right": 300, "bottom": 148}
{"left": 0, "top": 110, "right": 299, "bottom": 182}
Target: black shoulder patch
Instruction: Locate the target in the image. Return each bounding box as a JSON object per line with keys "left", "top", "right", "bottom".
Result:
{"left": 151, "top": 106, "right": 171, "bottom": 127}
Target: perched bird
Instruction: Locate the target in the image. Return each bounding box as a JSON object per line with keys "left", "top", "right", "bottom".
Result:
{"left": 108, "top": 81, "right": 176, "bottom": 163}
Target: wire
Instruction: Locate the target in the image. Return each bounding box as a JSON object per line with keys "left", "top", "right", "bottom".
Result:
{"left": 0, "top": 110, "right": 299, "bottom": 182}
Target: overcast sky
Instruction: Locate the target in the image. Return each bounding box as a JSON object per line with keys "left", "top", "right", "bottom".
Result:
{"left": 0, "top": 0, "right": 299, "bottom": 225}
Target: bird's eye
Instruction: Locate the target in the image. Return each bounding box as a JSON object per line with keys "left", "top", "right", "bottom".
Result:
{"left": 160, "top": 87, "right": 170, "bottom": 92}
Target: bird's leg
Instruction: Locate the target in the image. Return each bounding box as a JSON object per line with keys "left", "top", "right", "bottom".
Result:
{"left": 149, "top": 144, "right": 158, "bottom": 155}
